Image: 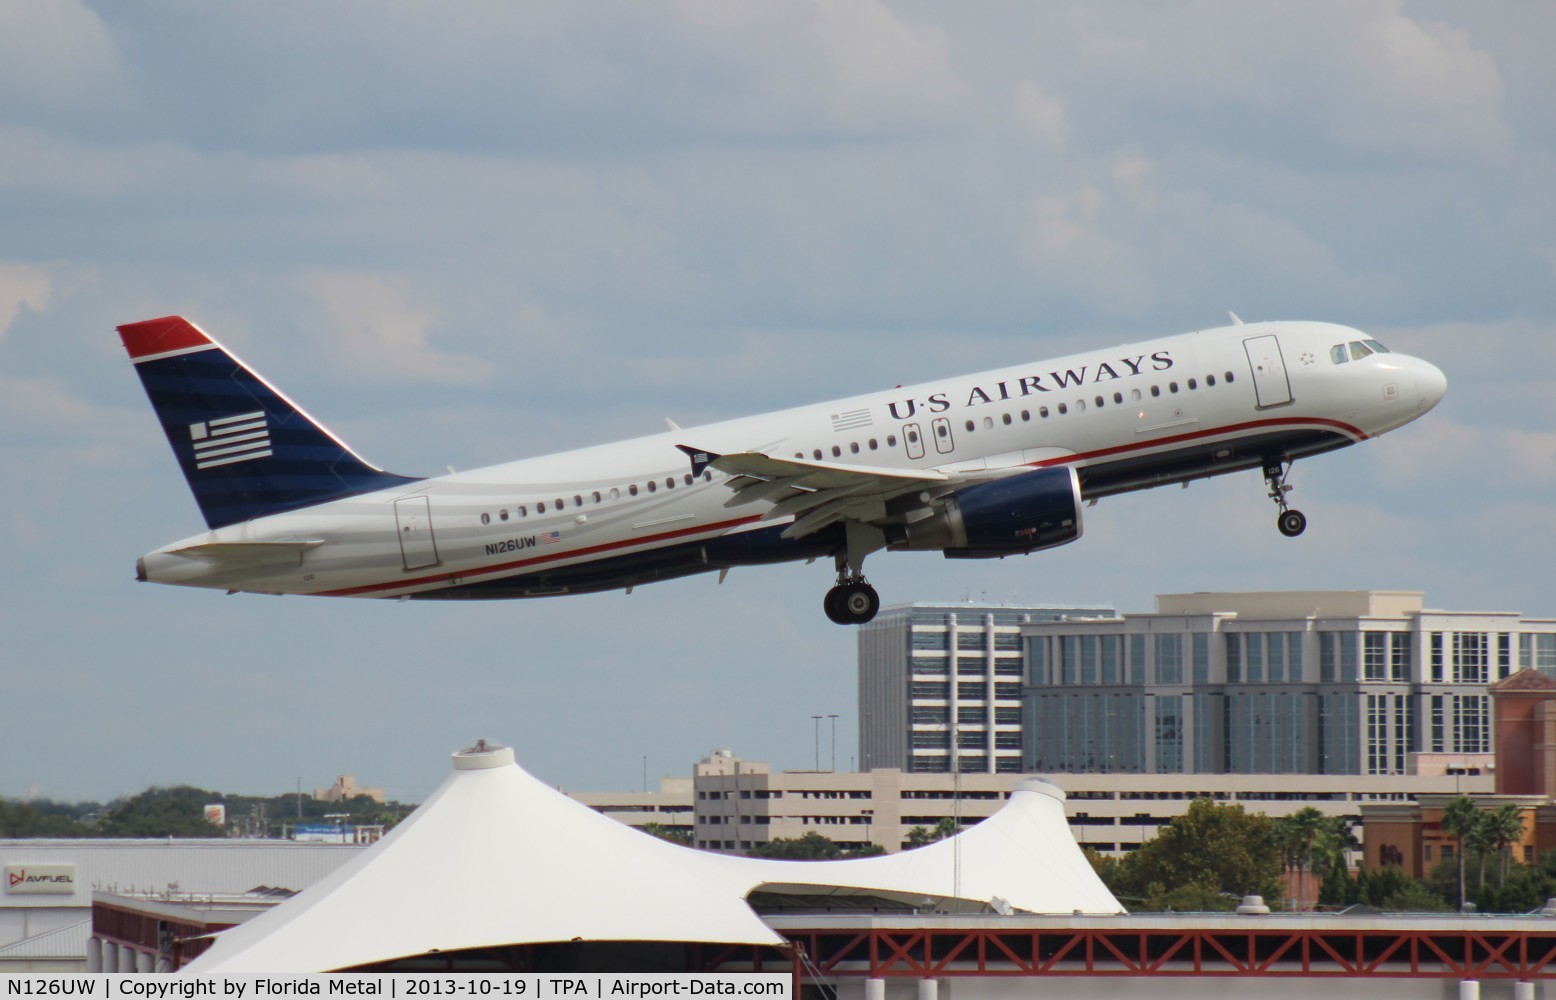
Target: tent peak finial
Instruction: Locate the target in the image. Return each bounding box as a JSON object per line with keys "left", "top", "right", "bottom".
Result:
{"left": 453, "top": 739, "right": 515, "bottom": 770}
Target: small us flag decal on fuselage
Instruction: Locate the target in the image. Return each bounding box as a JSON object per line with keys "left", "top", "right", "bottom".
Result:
{"left": 540, "top": 531, "right": 561, "bottom": 545}
{"left": 830, "top": 407, "right": 872, "bottom": 432}
{"left": 190, "top": 411, "right": 272, "bottom": 469}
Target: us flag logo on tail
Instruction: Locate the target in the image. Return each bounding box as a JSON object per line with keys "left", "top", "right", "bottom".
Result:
{"left": 190, "top": 411, "right": 272, "bottom": 470}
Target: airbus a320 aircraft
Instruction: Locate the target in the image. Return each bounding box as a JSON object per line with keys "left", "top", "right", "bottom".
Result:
{"left": 122, "top": 315, "right": 1445, "bottom": 624}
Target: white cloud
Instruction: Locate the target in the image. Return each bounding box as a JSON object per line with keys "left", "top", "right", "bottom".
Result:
{"left": 306, "top": 271, "right": 489, "bottom": 385}
{"left": 1013, "top": 79, "right": 1066, "bottom": 147}
{"left": 0, "top": 0, "right": 119, "bottom": 112}
{"left": 0, "top": 262, "right": 50, "bottom": 337}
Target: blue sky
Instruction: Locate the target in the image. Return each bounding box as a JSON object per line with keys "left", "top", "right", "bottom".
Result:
{"left": 2, "top": 1, "right": 1553, "bottom": 804}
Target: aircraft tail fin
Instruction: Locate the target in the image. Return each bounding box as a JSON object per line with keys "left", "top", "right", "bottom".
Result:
{"left": 119, "top": 316, "right": 421, "bottom": 530}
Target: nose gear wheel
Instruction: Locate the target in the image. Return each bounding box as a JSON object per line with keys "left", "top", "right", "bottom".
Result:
{"left": 1264, "top": 460, "right": 1307, "bottom": 537}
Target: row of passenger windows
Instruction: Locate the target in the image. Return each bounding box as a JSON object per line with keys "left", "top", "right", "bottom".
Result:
{"left": 794, "top": 371, "right": 1236, "bottom": 460}
{"left": 479, "top": 471, "right": 713, "bottom": 525}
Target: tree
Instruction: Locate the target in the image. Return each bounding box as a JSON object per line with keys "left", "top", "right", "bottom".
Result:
{"left": 1116, "top": 798, "right": 1283, "bottom": 909}
{"left": 1465, "top": 809, "right": 1498, "bottom": 902}
{"left": 640, "top": 823, "right": 692, "bottom": 846}
{"left": 95, "top": 786, "right": 227, "bottom": 838}
{"left": 1488, "top": 804, "right": 1527, "bottom": 887}
{"left": 904, "top": 817, "right": 958, "bottom": 849}
{"left": 1441, "top": 796, "right": 1479, "bottom": 912}
{"left": 1274, "top": 807, "right": 1326, "bottom": 910}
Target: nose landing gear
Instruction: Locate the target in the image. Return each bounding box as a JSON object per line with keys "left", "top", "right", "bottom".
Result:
{"left": 1264, "top": 460, "right": 1307, "bottom": 537}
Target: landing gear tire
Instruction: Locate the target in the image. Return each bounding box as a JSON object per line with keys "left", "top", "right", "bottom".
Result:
{"left": 825, "top": 582, "right": 880, "bottom": 625}
{"left": 1278, "top": 509, "right": 1307, "bottom": 538}
{"left": 1263, "top": 460, "right": 1308, "bottom": 539}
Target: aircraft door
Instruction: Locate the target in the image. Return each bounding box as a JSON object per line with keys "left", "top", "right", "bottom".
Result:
{"left": 931, "top": 417, "right": 955, "bottom": 454}
{"left": 1243, "top": 335, "right": 1293, "bottom": 408}
{"left": 394, "top": 495, "right": 440, "bottom": 571}
{"left": 903, "top": 423, "right": 925, "bottom": 460}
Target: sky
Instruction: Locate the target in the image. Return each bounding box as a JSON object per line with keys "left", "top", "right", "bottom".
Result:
{"left": 2, "top": 1, "right": 1553, "bottom": 806}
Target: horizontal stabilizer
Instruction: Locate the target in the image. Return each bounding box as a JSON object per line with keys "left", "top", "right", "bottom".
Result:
{"left": 171, "top": 539, "right": 325, "bottom": 568}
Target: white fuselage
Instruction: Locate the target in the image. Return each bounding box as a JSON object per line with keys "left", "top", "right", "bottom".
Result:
{"left": 137, "top": 321, "right": 1446, "bottom": 600}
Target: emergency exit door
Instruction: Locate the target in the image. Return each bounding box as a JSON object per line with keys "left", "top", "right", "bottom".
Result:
{"left": 1243, "top": 334, "right": 1293, "bottom": 408}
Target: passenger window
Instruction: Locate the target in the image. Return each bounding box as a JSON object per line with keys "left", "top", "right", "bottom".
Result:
{"left": 1058, "top": 403, "right": 1068, "bottom": 415}
{"left": 1206, "top": 375, "right": 1216, "bottom": 387}
{"left": 1076, "top": 399, "right": 1086, "bottom": 411}
{"left": 647, "top": 481, "right": 656, "bottom": 493}
{"left": 481, "top": 513, "right": 490, "bottom": 525}
{"left": 555, "top": 498, "right": 564, "bottom": 509}
{"left": 1002, "top": 413, "right": 1012, "bottom": 425}
{"left": 849, "top": 442, "right": 859, "bottom": 453}
{"left": 538, "top": 501, "right": 547, "bottom": 513}
{"left": 1349, "top": 341, "right": 1373, "bottom": 360}
{"left": 1330, "top": 345, "right": 1348, "bottom": 365}
{"left": 609, "top": 489, "right": 619, "bottom": 501}
{"left": 1040, "top": 406, "right": 1049, "bottom": 418}
{"left": 575, "top": 495, "right": 584, "bottom": 505}
{"left": 1225, "top": 371, "right": 1235, "bottom": 382}
{"left": 1094, "top": 395, "right": 1104, "bottom": 408}
{"left": 703, "top": 471, "right": 712, "bottom": 481}
{"left": 907, "top": 429, "right": 919, "bottom": 443}
{"left": 937, "top": 424, "right": 949, "bottom": 437}
{"left": 683, "top": 474, "right": 693, "bottom": 485}
{"left": 499, "top": 509, "right": 509, "bottom": 521}
{"left": 1113, "top": 392, "right": 1123, "bottom": 404}
{"left": 593, "top": 491, "right": 602, "bottom": 503}
{"left": 518, "top": 505, "right": 528, "bottom": 517}
{"left": 1187, "top": 378, "right": 1197, "bottom": 390}
{"left": 886, "top": 434, "right": 897, "bottom": 447}
{"left": 664, "top": 479, "right": 673, "bottom": 490}
{"left": 1151, "top": 385, "right": 1161, "bottom": 397}
{"left": 813, "top": 449, "right": 823, "bottom": 460}
{"left": 628, "top": 485, "right": 638, "bottom": 497}
{"left": 831, "top": 445, "right": 841, "bottom": 457}
{"left": 1021, "top": 410, "right": 1031, "bottom": 421}
{"left": 964, "top": 420, "right": 975, "bottom": 432}
{"left": 983, "top": 416, "right": 994, "bottom": 429}
{"left": 1131, "top": 389, "right": 1141, "bottom": 402}
{"left": 868, "top": 438, "right": 878, "bottom": 450}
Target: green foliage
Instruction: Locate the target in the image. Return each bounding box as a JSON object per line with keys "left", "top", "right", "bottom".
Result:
{"left": 747, "top": 832, "right": 883, "bottom": 860}
{"left": 1142, "top": 879, "right": 1238, "bottom": 913}
{"left": 94, "top": 786, "right": 227, "bottom": 838}
{"left": 904, "top": 817, "right": 958, "bottom": 849}
{"left": 0, "top": 799, "right": 93, "bottom": 838}
{"left": 1112, "top": 798, "right": 1283, "bottom": 910}
{"left": 1380, "top": 880, "right": 1453, "bottom": 913}
{"left": 639, "top": 823, "right": 693, "bottom": 846}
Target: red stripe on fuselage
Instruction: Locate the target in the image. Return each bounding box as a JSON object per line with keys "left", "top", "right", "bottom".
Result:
{"left": 118, "top": 316, "right": 212, "bottom": 361}
{"left": 317, "top": 415, "right": 1365, "bottom": 598}
{"left": 317, "top": 513, "right": 767, "bottom": 597}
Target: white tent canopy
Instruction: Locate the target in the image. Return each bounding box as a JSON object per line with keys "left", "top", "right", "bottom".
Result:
{"left": 185, "top": 742, "right": 1120, "bottom": 973}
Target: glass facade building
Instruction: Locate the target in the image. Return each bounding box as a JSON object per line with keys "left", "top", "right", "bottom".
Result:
{"left": 858, "top": 602, "right": 1115, "bottom": 775}
{"left": 1023, "top": 591, "right": 1556, "bottom": 776}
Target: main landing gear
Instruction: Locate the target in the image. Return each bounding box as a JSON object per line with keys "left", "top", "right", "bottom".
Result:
{"left": 823, "top": 522, "right": 886, "bottom": 625}
{"left": 1264, "top": 460, "right": 1307, "bottom": 537}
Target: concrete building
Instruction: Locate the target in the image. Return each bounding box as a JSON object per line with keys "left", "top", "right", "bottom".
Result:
{"left": 689, "top": 751, "right": 1487, "bottom": 856}
{"left": 570, "top": 775, "right": 695, "bottom": 840}
{"left": 858, "top": 602, "right": 1114, "bottom": 775}
{"left": 313, "top": 774, "right": 385, "bottom": 804}
{"left": 0, "top": 839, "right": 362, "bottom": 972}
{"left": 1024, "top": 591, "right": 1556, "bottom": 776}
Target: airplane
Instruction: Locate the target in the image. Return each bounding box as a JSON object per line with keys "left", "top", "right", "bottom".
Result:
{"left": 121, "top": 314, "right": 1446, "bottom": 624}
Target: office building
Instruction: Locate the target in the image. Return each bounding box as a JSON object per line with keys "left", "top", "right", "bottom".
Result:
{"left": 858, "top": 601, "right": 1114, "bottom": 775}
{"left": 1023, "top": 591, "right": 1556, "bottom": 776}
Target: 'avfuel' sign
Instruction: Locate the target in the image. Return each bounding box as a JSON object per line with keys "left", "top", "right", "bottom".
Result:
{"left": 5, "top": 863, "right": 77, "bottom": 894}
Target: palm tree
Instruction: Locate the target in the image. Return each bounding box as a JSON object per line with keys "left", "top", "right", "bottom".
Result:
{"left": 1441, "top": 796, "right": 1480, "bottom": 912}
{"left": 1488, "top": 804, "right": 1527, "bottom": 886}
{"left": 1465, "top": 810, "right": 1497, "bottom": 902}
{"left": 1277, "top": 807, "right": 1326, "bottom": 910}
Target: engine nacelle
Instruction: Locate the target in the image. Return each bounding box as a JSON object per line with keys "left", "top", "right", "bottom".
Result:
{"left": 895, "top": 466, "right": 1083, "bottom": 559}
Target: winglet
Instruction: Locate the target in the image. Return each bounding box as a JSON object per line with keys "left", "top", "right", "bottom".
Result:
{"left": 1228, "top": 311, "right": 1245, "bottom": 326}
{"left": 675, "top": 444, "right": 718, "bottom": 479}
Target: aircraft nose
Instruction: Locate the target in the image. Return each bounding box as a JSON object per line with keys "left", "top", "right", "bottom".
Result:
{"left": 1415, "top": 358, "right": 1447, "bottom": 413}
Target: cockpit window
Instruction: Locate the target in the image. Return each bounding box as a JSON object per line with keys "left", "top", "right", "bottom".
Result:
{"left": 1348, "top": 341, "right": 1374, "bottom": 361}
{"left": 1330, "top": 344, "right": 1348, "bottom": 365}
{"left": 1362, "top": 339, "right": 1390, "bottom": 354}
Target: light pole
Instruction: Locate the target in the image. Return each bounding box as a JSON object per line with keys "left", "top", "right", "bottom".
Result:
{"left": 811, "top": 715, "right": 823, "bottom": 771}
{"left": 828, "top": 714, "right": 839, "bottom": 771}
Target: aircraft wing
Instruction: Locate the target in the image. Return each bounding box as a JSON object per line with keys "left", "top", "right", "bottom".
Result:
{"left": 677, "top": 445, "right": 954, "bottom": 540}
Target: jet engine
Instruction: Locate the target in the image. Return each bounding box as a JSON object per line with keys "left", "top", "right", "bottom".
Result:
{"left": 894, "top": 466, "right": 1083, "bottom": 558}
